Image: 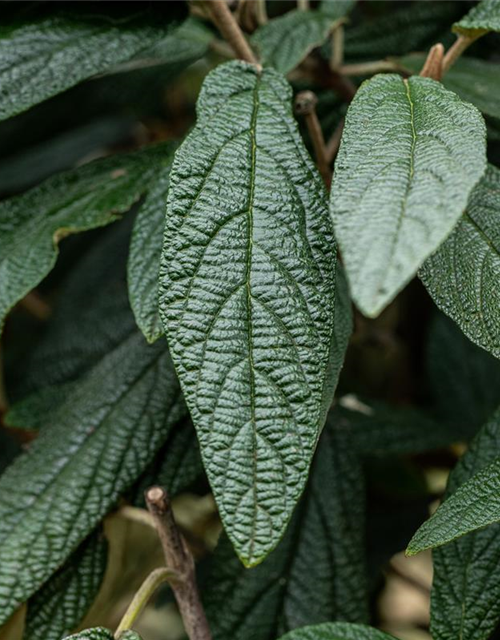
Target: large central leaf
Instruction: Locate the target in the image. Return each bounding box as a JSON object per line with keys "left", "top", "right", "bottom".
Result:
{"left": 159, "top": 61, "right": 350, "bottom": 566}
{"left": 331, "top": 73, "right": 486, "bottom": 317}
{"left": 204, "top": 414, "right": 368, "bottom": 640}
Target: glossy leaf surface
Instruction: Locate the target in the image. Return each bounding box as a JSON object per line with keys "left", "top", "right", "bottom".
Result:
{"left": 278, "top": 622, "right": 397, "bottom": 640}
{"left": 420, "top": 165, "right": 500, "bottom": 360}
{"left": 252, "top": 9, "right": 343, "bottom": 75}
{"left": 331, "top": 73, "right": 486, "bottom": 317}
{"left": 63, "top": 630, "right": 113, "bottom": 640}
{"left": 128, "top": 147, "right": 176, "bottom": 343}
{"left": 160, "top": 60, "right": 350, "bottom": 566}
{"left": 431, "top": 415, "right": 500, "bottom": 640}
{"left": 24, "top": 532, "right": 107, "bottom": 640}
{"left": 0, "top": 222, "right": 185, "bottom": 625}
{"left": 407, "top": 407, "right": 500, "bottom": 556}
{"left": 204, "top": 415, "right": 368, "bottom": 639}
{"left": 0, "top": 7, "right": 186, "bottom": 120}
{"left": 0, "top": 144, "right": 170, "bottom": 335}
{"left": 398, "top": 54, "right": 500, "bottom": 120}
{"left": 453, "top": 0, "right": 500, "bottom": 37}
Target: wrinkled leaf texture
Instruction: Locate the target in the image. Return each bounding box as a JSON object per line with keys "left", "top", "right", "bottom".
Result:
{"left": 431, "top": 414, "right": 500, "bottom": 640}
{"left": 159, "top": 60, "right": 351, "bottom": 566}
{"left": 331, "top": 73, "right": 486, "bottom": 317}
{"left": 420, "top": 165, "right": 500, "bottom": 360}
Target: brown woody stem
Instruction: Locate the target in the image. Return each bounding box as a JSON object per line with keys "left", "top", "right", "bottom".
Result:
{"left": 295, "top": 91, "right": 331, "bottom": 188}
{"left": 419, "top": 43, "right": 444, "bottom": 81}
{"left": 442, "top": 33, "right": 479, "bottom": 74}
{"left": 208, "top": 0, "right": 259, "bottom": 65}
{"left": 325, "top": 118, "right": 345, "bottom": 164}
{"left": 145, "top": 487, "right": 212, "bottom": 640}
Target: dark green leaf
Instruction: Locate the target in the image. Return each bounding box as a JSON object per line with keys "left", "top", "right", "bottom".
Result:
{"left": 0, "top": 331, "right": 184, "bottom": 626}
{"left": 204, "top": 416, "right": 368, "bottom": 639}
{"left": 0, "top": 220, "right": 185, "bottom": 624}
{"left": 331, "top": 73, "right": 486, "bottom": 317}
{"left": 427, "top": 313, "right": 500, "bottom": 439}
{"left": 343, "top": 2, "right": 462, "bottom": 60}
{"left": 63, "top": 630, "right": 113, "bottom": 640}
{"left": 252, "top": 9, "right": 343, "bottom": 75}
{"left": 337, "top": 397, "right": 457, "bottom": 455}
{"left": 319, "top": 1, "right": 355, "bottom": 20}
{"left": 159, "top": 60, "right": 351, "bottom": 566}
{"left": 431, "top": 416, "right": 500, "bottom": 640}
{"left": 0, "top": 143, "right": 171, "bottom": 335}
{"left": 407, "top": 407, "right": 500, "bottom": 557}
{"left": 277, "top": 622, "right": 397, "bottom": 640}
{"left": 453, "top": 0, "right": 500, "bottom": 37}
{"left": 131, "top": 418, "right": 203, "bottom": 505}
{"left": 0, "top": 9, "right": 186, "bottom": 121}
{"left": 128, "top": 153, "right": 176, "bottom": 343}
{"left": 420, "top": 165, "right": 500, "bottom": 360}
{"left": 24, "top": 531, "right": 107, "bottom": 640}
{"left": 397, "top": 54, "right": 500, "bottom": 121}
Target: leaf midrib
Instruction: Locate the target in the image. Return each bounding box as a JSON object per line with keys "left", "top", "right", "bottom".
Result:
{"left": 246, "top": 72, "right": 260, "bottom": 565}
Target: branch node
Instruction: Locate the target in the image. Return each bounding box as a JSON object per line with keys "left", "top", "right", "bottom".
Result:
{"left": 208, "top": 0, "right": 258, "bottom": 66}
{"left": 419, "top": 43, "right": 444, "bottom": 81}
{"left": 145, "top": 486, "right": 212, "bottom": 640}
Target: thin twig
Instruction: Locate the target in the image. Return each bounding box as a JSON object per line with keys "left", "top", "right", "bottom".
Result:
{"left": 325, "top": 118, "right": 344, "bottom": 164}
{"left": 295, "top": 91, "right": 331, "bottom": 188}
{"left": 442, "top": 33, "right": 479, "bottom": 74}
{"left": 419, "top": 43, "right": 444, "bottom": 81}
{"left": 114, "top": 568, "right": 174, "bottom": 638}
{"left": 146, "top": 487, "right": 212, "bottom": 640}
{"left": 255, "top": 0, "right": 268, "bottom": 25}
{"left": 339, "top": 60, "right": 402, "bottom": 76}
{"left": 208, "top": 0, "right": 259, "bottom": 65}
{"left": 330, "top": 23, "right": 345, "bottom": 69}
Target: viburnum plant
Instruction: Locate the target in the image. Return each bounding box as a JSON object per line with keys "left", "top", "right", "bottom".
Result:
{"left": 1, "top": 0, "right": 500, "bottom": 639}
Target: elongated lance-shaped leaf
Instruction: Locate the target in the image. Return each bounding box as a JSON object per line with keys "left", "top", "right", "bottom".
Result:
{"left": 24, "top": 532, "right": 107, "bottom": 640}
{"left": 420, "top": 165, "right": 500, "bottom": 360}
{"left": 0, "top": 6, "right": 188, "bottom": 121}
{"left": 204, "top": 415, "right": 368, "bottom": 640}
{"left": 0, "top": 331, "right": 184, "bottom": 625}
{"left": 251, "top": 9, "right": 345, "bottom": 75}
{"left": 407, "top": 407, "right": 500, "bottom": 556}
{"left": 0, "top": 143, "right": 171, "bottom": 336}
{"left": 330, "top": 73, "right": 486, "bottom": 317}
{"left": 128, "top": 149, "right": 176, "bottom": 343}
{"left": 159, "top": 60, "right": 351, "bottom": 566}
{"left": 0, "top": 219, "right": 186, "bottom": 624}
{"left": 278, "top": 622, "right": 398, "bottom": 640}
{"left": 430, "top": 415, "right": 500, "bottom": 640}
{"left": 397, "top": 55, "right": 500, "bottom": 121}
{"left": 453, "top": 0, "right": 500, "bottom": 37}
